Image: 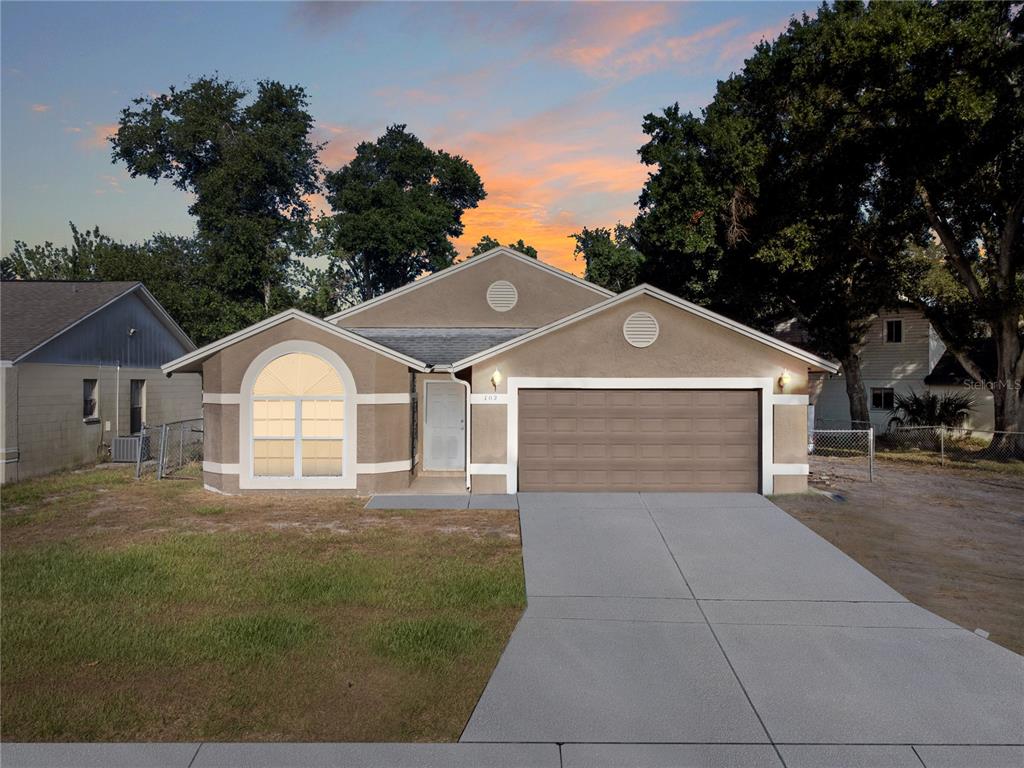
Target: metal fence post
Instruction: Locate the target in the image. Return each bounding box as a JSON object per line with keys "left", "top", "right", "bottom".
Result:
{"left": 940, "top": 427, "right": 945, "bottom": 466}
{"left": 134, "top": 434, "right": 144, "bottom": 480}
{"left": 868, "top": 427, "right": 875, "bottom": 482}
{"left": 157, "top": 424, "right": 169, "bottom": 480}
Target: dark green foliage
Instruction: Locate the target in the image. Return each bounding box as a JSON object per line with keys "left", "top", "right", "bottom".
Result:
{"left": 1, "top": 223, "right": 267, "bottom": 345}
{"left": 571, "top": 224, "right": 644, "bottom": 293}
{"left": 323, "top": 125, "right": 485, "bottom": 301}
{"left": 889, "top": 390, "right": 976, "bottom": 429}
{"left": 110, "top": 77, "right": 323, "bottom": 310}
{"left": 470, "top": 235, "right": 538, "bottom": 258}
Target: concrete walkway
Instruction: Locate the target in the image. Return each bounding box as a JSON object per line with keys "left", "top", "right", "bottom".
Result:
{"left": 5, "top": 492, "right": 1021, "bottom": 768}
{"left": 461, "top": 492, "right": 1024, "bottom": 766}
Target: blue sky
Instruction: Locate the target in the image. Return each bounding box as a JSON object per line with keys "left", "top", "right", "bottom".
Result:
{"left": 1, "top": 1, "right": 818, "bottom": 273}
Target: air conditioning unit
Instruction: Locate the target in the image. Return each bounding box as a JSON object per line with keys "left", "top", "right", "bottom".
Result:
{"left": 111, "top": 435, "right": 151, "bottom": 463}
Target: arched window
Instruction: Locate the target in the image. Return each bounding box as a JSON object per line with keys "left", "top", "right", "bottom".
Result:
{"left": 251, "top": 352, "right": 345, "bottom": 477}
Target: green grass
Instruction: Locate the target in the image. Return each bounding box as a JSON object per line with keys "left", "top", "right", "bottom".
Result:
{"left": 0, "top": 472, "right": 525, "bottom": 742}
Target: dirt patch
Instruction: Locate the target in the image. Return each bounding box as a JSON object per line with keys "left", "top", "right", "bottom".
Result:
{"left": 775, "top": 457, "right": 1024, "bottom": 656}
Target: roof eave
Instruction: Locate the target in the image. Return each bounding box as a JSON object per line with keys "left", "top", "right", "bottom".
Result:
{"left": 325, "top": 247, "right": 614, "bottom": 324}
{"left": 161, "top": 309, "right": 430, "bottom": 376}
{"left": 448, "top": 284, "right": 840, "bottom": 374}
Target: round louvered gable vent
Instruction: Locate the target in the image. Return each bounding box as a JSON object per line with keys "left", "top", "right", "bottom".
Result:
{"left": 487, "top": 280, "right": 518, "bottom": 312}
{"left": 623, "top": 311, "right": 659, "bottom": 348}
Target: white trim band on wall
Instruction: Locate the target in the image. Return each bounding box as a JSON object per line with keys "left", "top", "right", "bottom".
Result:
{"left": 356, "top": 460, "right": 412, "bottom": 474}
{"left": 772, "top": 463, "right": 809, "bottom": 475}
{"left": 355, "top": 393, "right": 410, "bottom": 405}
{"left": 771, "top": 394, "right": 809, "bottom": 405}
{"left": 470, "top": 393, "right": 509, "bottom": 405}
{"left": 203, "top": 461, "right": 240, "bottom": 475}
{"left": 203, "top": 393, "right": 241, "bottom": 405}
{"left": 469, "top": 463, "right": 509, "bottom": 475}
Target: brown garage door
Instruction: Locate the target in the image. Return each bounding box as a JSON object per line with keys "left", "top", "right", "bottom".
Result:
{"left": 518, "top": 389, "right": 760, "bottom": 492}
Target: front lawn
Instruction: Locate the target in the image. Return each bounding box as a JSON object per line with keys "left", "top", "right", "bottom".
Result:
{"left": 0, "top": 467, "right": 524, "bottom": 742}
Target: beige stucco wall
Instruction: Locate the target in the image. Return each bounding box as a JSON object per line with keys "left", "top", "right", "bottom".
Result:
{"left": 202, "top": 319, "right": 409, "bottom": 395}
{"left": 338, "top": 252, "right": 609, "bottom": 329}
{"left": 199, "top": 318, "right": 415, "bottom": 493}
{"left": 2, "top": 362, "right": 201, "bottom": 484}
{"left": 471, "top": 403, "right": 507, "bottom": 463}
{"left": 772, "top": 475, "right": 808, "bottom": 494}
{"left": 774, "top": 404, "right": 808, "bottom": 464}
{"left": 467, "top": 295, "right": 813, "bottom": 393}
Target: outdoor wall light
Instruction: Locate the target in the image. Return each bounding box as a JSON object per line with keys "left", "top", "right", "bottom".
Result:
{"left": 778, "top": 369, "right": 792, "bottom": 391}
{"left": 490, "top": 369, "right": 503, "bottom": 390}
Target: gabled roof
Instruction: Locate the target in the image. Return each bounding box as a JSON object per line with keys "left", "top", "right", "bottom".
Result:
{"left": 1, "top": 280, "right": 194, "bottom": 363}
{"left": 446, "top": 284, "right": 840, "bottom": 373}
{"left": 325, "top": 247, "right": 614, "bottom": 324}
{"left": 161, "top": 308, "right": 431, "bottom": 375}
{"left": 348, "top": 327, "right": 533, "bottom": 366}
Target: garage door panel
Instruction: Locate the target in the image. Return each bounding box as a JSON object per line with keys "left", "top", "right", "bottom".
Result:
{"left": 519, "top": 389, "right": 759, "bottom": 492}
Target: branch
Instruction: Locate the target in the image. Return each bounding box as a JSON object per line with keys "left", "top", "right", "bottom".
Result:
{"left": 916, "top": 301, "right": 988, "bottom": 385}
{"left": 918, "top": 183, "right": 985, "bottom": 301}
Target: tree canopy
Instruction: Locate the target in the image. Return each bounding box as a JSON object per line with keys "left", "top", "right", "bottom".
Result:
{"left": 632, "top": 1, "right": 1022, "bottom": 432}
{"left": 470, "top": 235, "right": 538, "bottom": 258}
{"left": 322, "top": 125, "right": 485, "bottom": 301}
{"left": 111, "top": 76, "right": 323, "bottom": 310}
{"left": 571, "top": 225, "right": 644, "bottom": 293}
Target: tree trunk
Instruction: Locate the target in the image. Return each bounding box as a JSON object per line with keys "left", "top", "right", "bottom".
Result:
{"left": 989, "top": 321, "right": 1024, "bottom": 457}
{"left": 839, "top": 350, "right": 871, "bottom": 429}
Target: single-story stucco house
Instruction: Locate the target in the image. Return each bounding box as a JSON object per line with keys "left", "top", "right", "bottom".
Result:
{"left": 163, "top": 247, "right": 837, "bottom": 496}
{"left": 1, "top": 280, "right": 201, "bottom": 484}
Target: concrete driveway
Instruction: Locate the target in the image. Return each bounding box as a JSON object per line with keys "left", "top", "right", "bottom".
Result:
{"left": 462, "top": 492, "right": 1024, "bottom": 767}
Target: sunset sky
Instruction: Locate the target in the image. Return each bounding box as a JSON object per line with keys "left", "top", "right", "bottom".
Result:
{"left": 1, "top": 1, "right": 817, "bottom": 275}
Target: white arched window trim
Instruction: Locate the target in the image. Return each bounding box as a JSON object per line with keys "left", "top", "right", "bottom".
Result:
{"left": 239, "top": 340, "right": 358, "bottom": 490}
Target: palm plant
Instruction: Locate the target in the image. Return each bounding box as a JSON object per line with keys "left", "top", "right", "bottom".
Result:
{"left": 888, "top": 389, "right": 975, "bottom": 429}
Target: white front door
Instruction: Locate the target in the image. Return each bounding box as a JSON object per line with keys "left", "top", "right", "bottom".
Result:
{"left": 424, "top": 381, "right": 466, "bottom": 470}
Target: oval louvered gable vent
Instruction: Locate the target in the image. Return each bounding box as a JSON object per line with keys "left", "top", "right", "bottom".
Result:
{"left": 623, "top": 311, "right": 659, "bottom": 348}
{"left": 487, "top": 280, "right": 518, "bottom": 312}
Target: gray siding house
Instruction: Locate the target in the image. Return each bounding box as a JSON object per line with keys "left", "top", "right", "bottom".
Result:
{"left": 809, "top": 308, "right": 994, "bottom": 431}
{"left": 1, "top": 281, "right": 202, "bottom": 484}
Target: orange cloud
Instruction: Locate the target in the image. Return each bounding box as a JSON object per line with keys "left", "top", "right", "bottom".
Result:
{"left": 30, "top": 103, "right": 51, "bottom": 113}
{"left": 440, "top": 94, "right": 647, "bottom": 273}
{"left": 557, "top": 3, "right": 673, "bottom": 73}
{"left": 78, "top": 123, "right": 118, "bottom": 150}
{"left": 598, "top": 18, "right": 743, "bottom": 79}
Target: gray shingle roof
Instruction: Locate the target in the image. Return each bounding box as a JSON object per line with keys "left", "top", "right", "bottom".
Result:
{"left": 1, "top": 281, "right": 140, "bottom": 361}
{"left": 345, "top": 327, "right": 533, "bottom": 366}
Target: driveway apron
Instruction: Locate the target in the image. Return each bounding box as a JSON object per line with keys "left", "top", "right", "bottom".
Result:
{"left": 461, "top": 492, "right": 1024, "bottom": 761}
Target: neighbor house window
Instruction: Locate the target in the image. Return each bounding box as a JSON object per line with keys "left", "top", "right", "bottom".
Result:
{"left": 251, "top": 353, "right": 344, "bottom": 478}
{"left": 82, "top": 379, "right": 98, "bottom": 420}
{"left": 885, "top": 319, "right": 903, "bottom": 343}
{"left": 871, "top": 387, "right": 895, "bottom": 411}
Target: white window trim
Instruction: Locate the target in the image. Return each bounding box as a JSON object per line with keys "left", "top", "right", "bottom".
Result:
{"left": 239, "top": 340, "right": 358, "bottom": 490}
{"left": 504, "top": 377, "right": 784, "bottom": 495}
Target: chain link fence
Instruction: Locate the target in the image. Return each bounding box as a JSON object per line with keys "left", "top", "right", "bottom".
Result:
{"left": 133, "top": 418, "right": 203, "bottom": 480}
{"left": 810, "top": 428, "right": 874, "bottom": 481}
{"left": 877, "top": 426, "right": 1024, "bottom": 466}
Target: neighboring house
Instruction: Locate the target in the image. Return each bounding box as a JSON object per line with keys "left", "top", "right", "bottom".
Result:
{"left": 785, "top": 307, "right": 995, "bottom": 431}
{"left": 166, "top": 248, "right": 835, "bottom": 496}
{"left": 1, "top": 281, "right": 202, "bottom": 484}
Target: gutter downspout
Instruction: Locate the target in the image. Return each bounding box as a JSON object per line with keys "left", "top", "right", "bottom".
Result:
{"left": 446, "top": 370, "right": 471, "bottom": 492}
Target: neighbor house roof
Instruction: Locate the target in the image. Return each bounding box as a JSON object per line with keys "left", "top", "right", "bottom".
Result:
{"left": 446, "top": 284, "right": 840, "bottom": 373}
{"left": 0, "top": 280, "right": 194, "bottom": 362}
{"left": 325, "top": 247, "right": 614, "bottom": 323}
{"left": 924, "top": 340, "right": 994, "bottom": 386}
{"left": 162, "top": 308, "right": 432, "bottom": 375}
{"left": 348, "top": 327, "right": 533, "bottom": 366}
